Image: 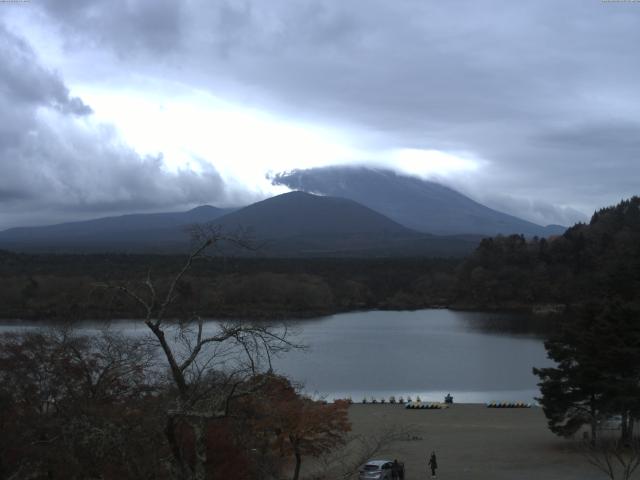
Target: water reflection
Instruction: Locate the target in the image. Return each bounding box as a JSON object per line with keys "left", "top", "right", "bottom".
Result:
{"left": 0, "top": 309, "right": 553, "bottom": 403}
{"left": 274, "top": 309, "right": 553, "bottom": 402}
{"left": 456, "top": 311, "right": 559, "bottom": 338}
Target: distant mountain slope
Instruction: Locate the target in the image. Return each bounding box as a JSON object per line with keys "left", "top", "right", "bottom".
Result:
{"left": 209, "top": 191, "right": 479, "bottom": 256}
{"left": 272, "top": 166, "right": 566, "bottom": 237}
{"left": 214, "top": 191, "right": 411, "bottom": 238}
{"left": 0, "top": 205, "right": 232, "bottom": 253}
{"left": 0, "top": 192, "right": 480, "bottom": 257}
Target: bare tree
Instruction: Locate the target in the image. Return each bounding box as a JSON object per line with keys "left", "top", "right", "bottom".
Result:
{"left": 582, "top": 437, "right": 640, "bottom": 480}
{"left": 0, "top": 328, "right": 162, "bottom": 480}
{"left": 307, "top": 425, "right": 419, "bottom": 480}
{"left": 98, "top": 227, "right": 300, "bottom": 480}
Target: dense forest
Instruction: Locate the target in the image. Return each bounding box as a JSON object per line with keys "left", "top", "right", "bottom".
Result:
{"left": 455, "top": 196, "right": 640, "bottom": 309}
{"left": 1, "top": 197, "right": 639, "bottom": 321}
{"left": 0, "top": 253, "right": 457, "bottom": 320}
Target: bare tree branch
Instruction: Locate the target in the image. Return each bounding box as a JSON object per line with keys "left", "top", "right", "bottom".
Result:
{"left": 581, "top": 437, "right": 640, "bottom": 480}
{"left": 307, "top": 425, "right": 419, "bottom": 480}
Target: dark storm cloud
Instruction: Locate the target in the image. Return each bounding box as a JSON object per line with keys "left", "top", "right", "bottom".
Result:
{"left": 0, "top": 23, "right": 231, "bottom": 229}
{"left": 8, "top": 0, "right": 640, "bottom": 225}
{"left": 38, "top": 0, "right": 184, "bottom": 55}
{"left": 0, "top": 23, "right": 91, "bottom": 115}
{"left": 540, "top": 121, "right": 640, "bottom": 154}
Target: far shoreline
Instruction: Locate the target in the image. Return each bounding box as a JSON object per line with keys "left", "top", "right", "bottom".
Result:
{"left": 0, "top": 302, "right": 566, "bottom": 323}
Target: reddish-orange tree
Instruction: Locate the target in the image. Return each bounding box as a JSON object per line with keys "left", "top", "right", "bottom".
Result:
{"left": 282, "top": 398, "right": 351, "bottom": 480}
{"left": 251, "top": 376, "right": 351, "bottom": 480}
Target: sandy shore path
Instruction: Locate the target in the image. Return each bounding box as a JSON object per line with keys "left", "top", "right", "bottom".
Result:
{"left": 343, "top": 404, "right": 603, "bottom": 480}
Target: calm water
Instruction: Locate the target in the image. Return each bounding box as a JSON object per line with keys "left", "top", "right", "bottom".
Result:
{"left": 0, "top": 309, "right": 553, "bottom": 403}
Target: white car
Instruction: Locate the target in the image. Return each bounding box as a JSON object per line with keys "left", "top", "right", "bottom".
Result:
{"left": 358, "top": 459, "right": 402, "bottom": 480}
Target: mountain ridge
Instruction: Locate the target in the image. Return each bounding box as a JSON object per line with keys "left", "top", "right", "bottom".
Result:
{"left": 213, "top": 191, "right": 415, "bottom": 239}
{"left": 272, "top": 166, "right": 566, "bottom": 237}
{"left": 0, "top": 191, "right": 478, "bottom": 257}
{"left": 0, "top": 205, "right": 230, "bottom": 236}
{"left": 0, "top": 205, "right": 233, "bottom": 253}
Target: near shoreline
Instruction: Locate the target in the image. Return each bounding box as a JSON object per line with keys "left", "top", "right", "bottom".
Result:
{"left": 302, "top": 404, "right": 601, "bottom": 480}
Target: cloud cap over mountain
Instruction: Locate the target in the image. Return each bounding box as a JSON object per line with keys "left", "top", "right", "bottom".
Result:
{"left": 272, "top": 166, "right": 566, "bottom": 237}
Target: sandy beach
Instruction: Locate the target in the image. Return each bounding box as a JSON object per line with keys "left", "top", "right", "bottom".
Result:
{"left": 339, "top": 403, "right": 603, "bottom": 480}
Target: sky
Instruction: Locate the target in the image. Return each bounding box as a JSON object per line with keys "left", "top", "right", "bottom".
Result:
{"left": 0, "top": 0, "right": 639, "bottom": 229}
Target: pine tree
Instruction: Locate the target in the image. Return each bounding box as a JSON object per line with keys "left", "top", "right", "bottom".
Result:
{"left": 534, "top": 304, "right": 609, "bottom": 444}
{"left": 592, "top": 302, "right": 640, "bottom": 443}
{"left": 534, "top": 302, "right": 640, "bottom": 444}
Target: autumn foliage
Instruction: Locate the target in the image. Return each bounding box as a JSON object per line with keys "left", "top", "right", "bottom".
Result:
{"left": 245, "top": 375, "right": 351, "bottom": 479}
{"left": 0, "top": 333, "right": 351, "bottom": 480}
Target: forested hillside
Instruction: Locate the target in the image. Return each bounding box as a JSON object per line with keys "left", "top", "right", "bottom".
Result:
{"left": 454, "top": 197, "right": 640, "bottom": 309}
{"left": 0, "top": 254, "right": 457, "bottom": 320}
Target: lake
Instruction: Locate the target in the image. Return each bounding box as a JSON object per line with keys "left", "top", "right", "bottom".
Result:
{"left": 0, "top": 309, "right": 553, "bottom": 404}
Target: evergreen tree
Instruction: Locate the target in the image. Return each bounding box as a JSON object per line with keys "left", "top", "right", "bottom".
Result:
{"left": 534, "top": 302, "right": 640, "bottom": 444}
{"left": 591, "top": 302, "right": 640, "bottom": 443}
{"left": 534, "top": 304, "right": 609, "bottom": 444}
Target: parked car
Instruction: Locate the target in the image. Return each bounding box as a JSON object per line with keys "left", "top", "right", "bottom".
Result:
{"left": 358, "top": 459, "right": 404, "bottom": 479}
{"left": 599, "top": 414, "right": 622, "bottom": 430}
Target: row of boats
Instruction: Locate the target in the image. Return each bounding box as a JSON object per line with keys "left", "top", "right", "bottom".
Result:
{"left": 404, "top": 401, "right": 532, "bottom": 409}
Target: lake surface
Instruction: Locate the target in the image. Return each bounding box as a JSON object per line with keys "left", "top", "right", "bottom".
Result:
{"left": 0, "top": 309, "right": 553, "bottom": 403}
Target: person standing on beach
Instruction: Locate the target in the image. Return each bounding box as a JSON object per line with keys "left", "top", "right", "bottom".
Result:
{"left": 392, "top": 459, "right": 400, "bottom": 480}
{"left": 428, "top": 451, "right": 438, "bottom": 478}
